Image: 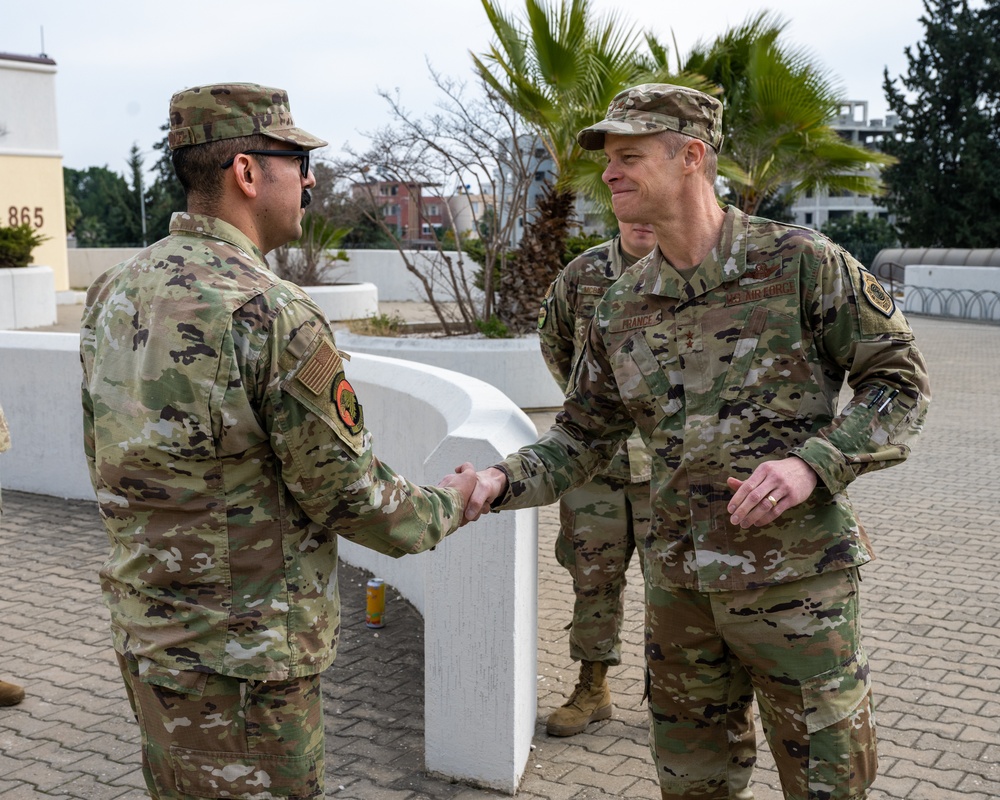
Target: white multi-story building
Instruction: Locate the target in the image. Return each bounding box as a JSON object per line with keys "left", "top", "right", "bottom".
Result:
{"left": 788, "top": 100, "right": 897, "bottom": 229}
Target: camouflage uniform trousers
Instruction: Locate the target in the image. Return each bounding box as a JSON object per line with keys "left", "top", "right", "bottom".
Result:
{"left": 556, "top": 475, "right": 651, "bottom": 665}
{"left": 117, "top": 653, "right": 325, "bottom": 799}
{"left": 645, "top": 567, "right": 876, "bottom": 800}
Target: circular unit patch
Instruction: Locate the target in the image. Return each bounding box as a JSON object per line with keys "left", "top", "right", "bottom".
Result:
{"left": 332, "top": 373, "right": 365, "bottom": 435}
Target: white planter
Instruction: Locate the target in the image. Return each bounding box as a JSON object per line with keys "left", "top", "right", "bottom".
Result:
{"left": 335, "top": 330, "right": 566, "bottom": 409}
{"left": 304, "top": 282, "right": 379, "bottom": 321}
{"left": 0, "top": 265, "right": 57, "bottom": 330}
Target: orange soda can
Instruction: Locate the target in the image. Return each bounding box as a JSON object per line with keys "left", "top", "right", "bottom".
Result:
{"left": 366, "top": 578, "right": 386, "bottom": 628}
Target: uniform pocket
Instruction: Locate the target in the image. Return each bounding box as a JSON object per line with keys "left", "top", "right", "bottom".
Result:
{"left": 720, "top": 306, "right": 825, "bottom": 421}
{"left": 171, "top": 745, "right": 323, "bottom": 799}
{"left": 609, "top": 334, "right": 681, "bottom": 438}
{"left": 801, "top": 646, "right": 871, "bottom": 734}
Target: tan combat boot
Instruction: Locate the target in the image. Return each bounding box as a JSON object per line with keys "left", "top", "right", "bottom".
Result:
{"left": 546, "top": 661, "right": 612, "bottom": 736}
{"left": 0, "top": 679, "right": 24, "bottom": 706}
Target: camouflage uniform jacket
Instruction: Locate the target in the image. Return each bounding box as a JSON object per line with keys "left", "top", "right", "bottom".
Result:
{"left": 538, "top": 236, "right": 651, "bottom": 485}
{"left": 81, "top": 213, "right": 466, "bottom": 685}
{"left": 496, "top": 207, "right": 930, "bottom": 592}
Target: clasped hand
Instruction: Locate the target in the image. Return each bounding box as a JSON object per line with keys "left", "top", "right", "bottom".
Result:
{"left": 436, "top": 465, "right": 508, "bottom": 525}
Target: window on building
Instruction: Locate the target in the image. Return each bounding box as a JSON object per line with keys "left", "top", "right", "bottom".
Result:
{"left": 534, "top": 171, "right": 546, "bottom": 182}
{"left": 426, "top": 204, "right": 439, "bottom": 216}
{"left": 383, "top": 204, "right": 400, "bottom": 217}
{"left": 828, "top": 210, "right": 852, "bottom": 221}
{"left": 804, "top": 212, "right": 814, "bottom": 225}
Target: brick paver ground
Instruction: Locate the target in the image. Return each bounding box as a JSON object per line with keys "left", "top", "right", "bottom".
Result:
{"left": 1, "top": 314, "right": 997, "bottom": 798}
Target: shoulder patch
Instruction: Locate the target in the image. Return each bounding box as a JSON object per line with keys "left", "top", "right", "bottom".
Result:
{"left": 332, "top": 373, "right": 365, "bottom": 435}
{"left": 537, "top": 299, "right": 549, "bottom": 331}
{"left": 860, "top": 271, "right": 896, "bottom": 318}
{"left": 296, "top": 340, "right": 342, "bottom": 395}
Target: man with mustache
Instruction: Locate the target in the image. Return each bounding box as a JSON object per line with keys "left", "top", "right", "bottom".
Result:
{"left": 81, "top": 83, "right": 477, "bottom": 800}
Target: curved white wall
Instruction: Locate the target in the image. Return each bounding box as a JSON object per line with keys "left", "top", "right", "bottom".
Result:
{"left": 336, "top": 331, "right": 566, "bottom": 410}
{"left": 69, "top": 248, "right": 474, "bottom": 304}
{"left": 0, "top": 331, "right": 537, "bottom": 794}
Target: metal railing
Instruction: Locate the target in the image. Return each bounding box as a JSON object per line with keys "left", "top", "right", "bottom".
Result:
{"left": 904, "top": 286, "right": 1000, "bottom": 324}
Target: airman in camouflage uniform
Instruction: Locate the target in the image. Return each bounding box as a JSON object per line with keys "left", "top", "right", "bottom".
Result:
{"left": 80, "top": 83, "right": 478, "bottom": 800}
{"left": 537, "top": 226, "right": 655, "bottom": 736}
{"left": 463, "top": 84, "right": 931, "bottom": 800}
{"left": 0, "top": 403, "right": 26, "bottom": 707}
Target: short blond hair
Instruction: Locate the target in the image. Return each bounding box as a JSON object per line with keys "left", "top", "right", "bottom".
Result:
{"left": 657, "top": 130, "right": 718, "bottom": 185}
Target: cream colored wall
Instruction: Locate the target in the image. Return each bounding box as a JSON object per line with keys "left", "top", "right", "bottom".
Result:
{"left": 0, "top": 155, "right": 69, "bottom": 289}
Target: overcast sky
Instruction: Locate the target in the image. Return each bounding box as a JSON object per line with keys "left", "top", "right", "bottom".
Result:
{"left": 2, "top": 0, "right": 929, "bottom": 176}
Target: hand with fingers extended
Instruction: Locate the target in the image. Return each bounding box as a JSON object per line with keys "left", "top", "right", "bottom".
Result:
{"left": 726, "top": 456, "right": 818, "bottom": 529}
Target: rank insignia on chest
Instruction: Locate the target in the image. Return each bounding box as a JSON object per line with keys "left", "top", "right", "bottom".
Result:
{"left": 860, "top": 271, "right": 896, "bottom": 318}
{"left": 333, "top": 373, "right": 365, "bottom": 435}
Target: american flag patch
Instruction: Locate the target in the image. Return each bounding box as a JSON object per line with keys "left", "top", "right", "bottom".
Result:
{"left": 296, "top": 340, "right": 342, "bottom": 395}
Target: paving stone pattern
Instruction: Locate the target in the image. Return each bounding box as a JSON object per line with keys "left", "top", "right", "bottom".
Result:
{"left": 0, "top": 316, "right": 997, "bottom": 798}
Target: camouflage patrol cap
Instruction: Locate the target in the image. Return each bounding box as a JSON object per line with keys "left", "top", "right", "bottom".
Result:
{"left": 578, "top": 83, "right": 724, "bottom": 152}
{"left": 168, "top": 83, "right": 328, "bottom": 151}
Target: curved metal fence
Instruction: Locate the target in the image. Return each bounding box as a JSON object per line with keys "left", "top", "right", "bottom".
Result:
{"left": 905, "top": 286, "right": 1000, "bottom": 324}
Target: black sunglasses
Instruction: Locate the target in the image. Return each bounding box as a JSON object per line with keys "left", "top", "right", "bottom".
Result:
{"left": 220, "top": 149, "right": 310, "bottom": 178}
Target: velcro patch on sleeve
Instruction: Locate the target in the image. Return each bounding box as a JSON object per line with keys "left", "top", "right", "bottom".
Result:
{"left": 296, "top": 340, "right": 342, "bottom": 395}
{"left": 860, "top": 271, "right": 896, "bottom": 318}
{"left": 332, "top": 373, "right": 365, "bottom": 435}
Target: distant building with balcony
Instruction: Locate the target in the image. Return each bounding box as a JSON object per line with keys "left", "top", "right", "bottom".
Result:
{"left": 788, "top": 100, "right": 897, "bottom": 229}
{"left": 496, "top": 136, "right": 606, "bottom": 248}
{"left": 350, "top": 177, "right": 444, "bottom": 249}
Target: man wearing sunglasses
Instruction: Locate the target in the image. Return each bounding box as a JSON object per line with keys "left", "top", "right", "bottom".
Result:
{"left": 80, "top": 83, "right": 478, "bottom": 800}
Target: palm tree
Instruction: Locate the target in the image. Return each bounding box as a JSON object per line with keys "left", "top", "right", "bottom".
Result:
{"left": 681, "top": 12, "right": 895, "bottom": 216}
{"left": 473, "top": 0, "right": 676, "bottom": 331}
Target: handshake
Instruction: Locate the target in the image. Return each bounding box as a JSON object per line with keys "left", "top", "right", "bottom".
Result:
{"left": 437, "top": 463, "right": 509, "bottom": 524}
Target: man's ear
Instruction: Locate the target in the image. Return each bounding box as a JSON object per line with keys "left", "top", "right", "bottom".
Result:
{"left": 682, "top": 139, "right": 708, "bottom": 174}
{"left": 230, "top": 153, "right": 261, "bottom": 199}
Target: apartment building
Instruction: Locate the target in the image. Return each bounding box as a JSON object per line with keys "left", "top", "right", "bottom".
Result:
{"left": 788, "top": 100, "right": 897, "bottom": 229}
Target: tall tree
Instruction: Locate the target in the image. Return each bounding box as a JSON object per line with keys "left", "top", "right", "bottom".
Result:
{"left": 681, "top": 12, "right": 894, "bottom": 216}
{"left": 126, "top": 144, "right": 149, "bottom": 247}
{"left": 880, "top": 0, "right": 1000, "bottom": 247}
{"left": 146, "top": 122, "right": 187, "bottom": 241}
{"left": 64, "top": 165, "right": 142, "bottom": 247}
{"left": 473, "top": 0, "right": 677, "bottom": 331}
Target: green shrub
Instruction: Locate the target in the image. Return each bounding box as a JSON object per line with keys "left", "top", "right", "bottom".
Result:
{"left": 474, "top": 315, "right": 512, "bottom": 339}
{"left": 0, "top": 223, "right": 48, "bottom": 269}
{"left": 346, "top": 312, "right": 405, "bottom": 337}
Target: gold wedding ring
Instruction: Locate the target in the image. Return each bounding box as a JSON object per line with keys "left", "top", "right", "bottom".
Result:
{"left": 766, "top": 494, "right": 778, "bottom": 509}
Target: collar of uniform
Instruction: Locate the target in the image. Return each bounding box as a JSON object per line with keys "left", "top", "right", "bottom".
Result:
{"left": 607, "top": 234, "right": 627, "bottom": 279}
{"left": 644, "top": 206, "right": 751, "bottom": 300}
{"left": 168, "top": 212, "right": 267, "bottom": 263}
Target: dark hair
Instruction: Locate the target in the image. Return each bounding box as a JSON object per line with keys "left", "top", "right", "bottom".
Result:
{"left": 172, "top": 133, "right": 273, "bottom": 209}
